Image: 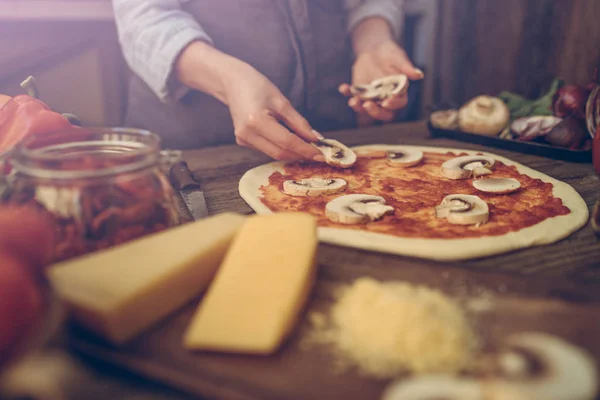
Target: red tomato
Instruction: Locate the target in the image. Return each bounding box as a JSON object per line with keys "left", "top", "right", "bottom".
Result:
{"left": 0, "top": 252, "right": 43, "bottom": 365}
{"left": 0, "top": 205, "right": 56, "bottom": 274}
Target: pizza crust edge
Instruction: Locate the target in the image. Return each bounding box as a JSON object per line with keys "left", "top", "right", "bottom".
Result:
{"left": 238, "top": 145, "right": 589, "bottom": 261}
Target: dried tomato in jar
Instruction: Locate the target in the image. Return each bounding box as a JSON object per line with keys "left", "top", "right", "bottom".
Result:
{"left": 1, "top": 127, "right": 182, "bottom": 262}
{"left": 588, "top": 58, "right": 600, "bottom": 174}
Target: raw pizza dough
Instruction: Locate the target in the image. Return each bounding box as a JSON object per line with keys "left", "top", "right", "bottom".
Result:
{"left": 238, "top": 145, "right": 589, "bottom": 261}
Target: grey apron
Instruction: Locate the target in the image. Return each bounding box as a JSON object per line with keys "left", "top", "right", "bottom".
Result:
{"left": 124, "top": 0, "right": 357, "bottom": 149}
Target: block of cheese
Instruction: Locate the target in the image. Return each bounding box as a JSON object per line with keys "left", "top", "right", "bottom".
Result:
{"left": 183, "top": 212, "right": 318, "bottom": 354}
{"left": 46, "top": 212, "right": 246, "bottom": 345}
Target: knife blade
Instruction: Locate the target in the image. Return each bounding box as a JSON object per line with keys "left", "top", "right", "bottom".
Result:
{"left": 169, "top": 161, "right": 209, "bottom": 220}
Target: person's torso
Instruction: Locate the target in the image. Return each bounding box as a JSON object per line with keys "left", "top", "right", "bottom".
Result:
{"left": 126, "top": 0, "right": 356, "bottom": 149}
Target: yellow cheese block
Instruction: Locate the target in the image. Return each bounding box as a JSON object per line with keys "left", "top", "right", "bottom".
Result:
{"left": 184, "top": 212, "right": 318, "bottom": 354}
{"left": 46, "top": 212, "right": 246, "bottom": 345}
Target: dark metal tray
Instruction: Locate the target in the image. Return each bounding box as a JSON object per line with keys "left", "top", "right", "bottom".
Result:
{"left": 427, "top": 122, "right": 592, "bottom": 163}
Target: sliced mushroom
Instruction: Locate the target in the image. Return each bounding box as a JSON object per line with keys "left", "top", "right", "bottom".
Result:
{"left": 458, "top": 95, "right": 511, "bottom": 136}
{"left": 312, "top": 139, "right": 357, "bottom": 168}
{"left": 282, "top": 178, "right": 347, "bottom": 197}
{"left": 441, "top": 155, "right": 496, "bottom": 180}
{"left": 430, "top": 109, "right": 460, "bottom": 130}
{"left": 473, "top": 178, "right": 521, "bottom": 195}
{"left": 381, "top": 332, "right": 598, "bottom": 400}
{"left": 349, "top": 75, "right": 409, "bottom": 102}
{"left": 381, "top": 375, "right": 483, "bottom": 400}
{"left": 435, "top": 194, "right": 489, "bottom": 225}
{"left": 325, "top": 194, "right": 394, "bottom": 224}
{"left": 489, "top": 332, "right": 598, "bottom": 400}
{"left": 387, "top": 149, "right": 424, "bottom": 167}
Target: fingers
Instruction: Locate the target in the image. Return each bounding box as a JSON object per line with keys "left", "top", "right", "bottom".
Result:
{"left": 235, "top": 113, "right": 322, "bottom": 161}
{"left": 391, "top": 49, "right": 424, "bottom": 81}
{"left": 381, "top": 93, "right": 409, "bottom": 111}
{"left": 348, "top": 96, "right": 366, "bottom": 114}
{"left": 338, "top": 83, "right": 353, "bottom": 97}
{"left": 260, "top": 117, "right": 322, "bottom": 160}
{"left": 236, "top": 134, "right": 302, "bottom": 161}
{"left": 273, "top": 98, "right": 321, "bottom": 142}
{"left": 363, "top": 101, "right": 395, "bottom": 122}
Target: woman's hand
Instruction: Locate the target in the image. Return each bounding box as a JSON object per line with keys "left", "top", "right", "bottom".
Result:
{"left": 223, "top": 63, "right": 324, "bottom": 161}
{"left": 340, "top": 18, "right": 423, "bottom": 127}
{"left": 176, "top": 41, "right": 323, "bottom": 161}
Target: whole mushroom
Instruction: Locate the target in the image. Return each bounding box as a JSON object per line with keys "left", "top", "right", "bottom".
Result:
{"left": 459, "top": 95, "right": 511, "bottom": 136}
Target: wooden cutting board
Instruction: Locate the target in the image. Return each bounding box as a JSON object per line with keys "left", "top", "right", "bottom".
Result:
{"left": 68, "top": 252, "right": 600, "bottom": 400}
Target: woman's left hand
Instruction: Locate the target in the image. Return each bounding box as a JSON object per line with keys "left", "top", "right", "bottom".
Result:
{"left": 339, "top": 39, "right": 423, "bottom": 127}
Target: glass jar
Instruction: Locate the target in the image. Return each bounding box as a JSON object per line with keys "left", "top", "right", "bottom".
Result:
{"left": 0, "top": 127, "right": 182, "bottom": 262}
{"left": 588, "top": 61, "right": 600, "bottom": 173}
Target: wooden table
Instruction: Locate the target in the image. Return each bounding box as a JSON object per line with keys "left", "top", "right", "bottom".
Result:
{"left": 44, "top": 121, "right": 600, "bottom": 399}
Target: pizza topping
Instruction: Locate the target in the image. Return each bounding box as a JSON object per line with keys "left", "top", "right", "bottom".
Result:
{"left": 458, "top": 95, "right": 511, "bottom": 136}
{"left": 435, "top": 194, "right": 489, "bottom": 225}
{"left": 325, "top": 194, "right": 394, "bottom": 225}
{"left": 430, "top": 109, "right": 459, "bottom": 130}
{"left": 349, "top": 74, "right": 409, "bottom": 102}
{"left": 312, "top": 139, "right": 357, "bottom": 168}
{"left": 382, "top": 333, "right": 597, "bottom": 400}
{"left": 442, "top": 156, "right": 496, "bottom": 179}
{"left": 387, "top": 149, "right": 424, "bottom": 167}
{"left": 473, "top": 178, "right": 521, "bottom": 194}
{"left": 282, "top": 178, "right": 347, "bottom": 197}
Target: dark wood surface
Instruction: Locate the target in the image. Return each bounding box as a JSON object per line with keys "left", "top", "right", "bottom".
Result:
{"left": 435, "top": 0, "right": 600, "bottom": 106}
{"left": 62, "top": 121, "right": 600, "bottom": 400}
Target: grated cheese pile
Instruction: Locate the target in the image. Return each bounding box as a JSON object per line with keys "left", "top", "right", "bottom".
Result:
{"left": 304, "top": 277, "right": 477, "bottom": 379}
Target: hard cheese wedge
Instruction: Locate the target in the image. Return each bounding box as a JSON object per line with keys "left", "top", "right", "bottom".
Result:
{"left": 46, "top": 212, "right": 246, "bottom": 345}
{"left": 184, "top": 212, "right": 318, "bottom": 354}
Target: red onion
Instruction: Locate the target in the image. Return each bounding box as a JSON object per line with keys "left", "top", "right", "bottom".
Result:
{"left": 552, "top": 85, "right": 590, "bottom": 119}
{"left": 545, "top": 116, "right": 588, "bottom": 149}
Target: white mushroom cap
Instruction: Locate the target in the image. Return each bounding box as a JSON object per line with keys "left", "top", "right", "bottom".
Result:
{"left": 282, "top": 178, "right": 347, "bottom": 197}
{"left": 458, "top": 95, "right": 511, "bottom": 136}
{"left": 488, "top": 332, "right": 598, "bottom": 400}
{"left": 382, "top": 375, "right": 483, "bottom": 400}
{"left": 387, "top": 149, "right": 424, "bottom": 167}
{"left": 473, "top": 178, "right": 521, "bottom": 195}
{"left": 312, "top": 139, "right": 357, "bottom": 168}
{"left": 442, "top": 156, "right": 496, "bottom": 180}
{"left": 435, "top": 194, "right": 489, "bottom": 225}
{"left": 325, "top": 194, "right": 394, "bottom": 225}
{"left": 349, "top": 75, "right": 409, "bottom": 102}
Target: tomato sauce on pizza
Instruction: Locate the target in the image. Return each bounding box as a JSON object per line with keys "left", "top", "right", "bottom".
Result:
{"left": 258, "top": 151, "right": 570, "bottom": 239}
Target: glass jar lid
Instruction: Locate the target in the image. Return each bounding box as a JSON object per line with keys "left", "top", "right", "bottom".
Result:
{"left": 8, "top": 127, "right": 181, "bottom": 180}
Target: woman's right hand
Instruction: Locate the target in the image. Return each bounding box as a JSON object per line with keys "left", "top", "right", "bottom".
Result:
{"left": 223, "top": 62, "right": 324, "bottom": 161}
{"left": 176, "top": 41, "right": 323, "bottom": 161}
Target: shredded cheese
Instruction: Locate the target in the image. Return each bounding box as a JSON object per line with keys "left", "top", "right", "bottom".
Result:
{"left": 305, "top": 277, "right": 477, "bottom": 379}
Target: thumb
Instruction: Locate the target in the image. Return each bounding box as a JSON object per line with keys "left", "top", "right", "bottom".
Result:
{"left": 274, "top": 98, "right": 323, "bottom": 142}
{"left": 392, "top": 51, "right": 424, "bottom": 81}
